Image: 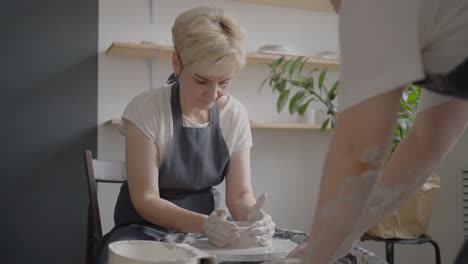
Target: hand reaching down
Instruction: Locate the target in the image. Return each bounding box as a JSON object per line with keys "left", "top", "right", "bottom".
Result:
{"left": 203, "top": 209, "right": 239, "bottom": 247}
{"left": 247, "top": 193, "right": 276, "bottom": 246}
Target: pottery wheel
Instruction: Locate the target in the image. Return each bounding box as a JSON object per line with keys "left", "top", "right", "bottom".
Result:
{"left": 189, "top": 238, "right": 297, "bottom": 262}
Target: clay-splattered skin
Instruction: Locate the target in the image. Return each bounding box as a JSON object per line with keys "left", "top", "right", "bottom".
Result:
{"left": 304, "top": 145, "right": 388, "bottom": 264}
{"left": 299, "top": 85, "right": 468, "bottom": 264}
{"left": 298, "top": 96, "right": 467, "bottom": 264}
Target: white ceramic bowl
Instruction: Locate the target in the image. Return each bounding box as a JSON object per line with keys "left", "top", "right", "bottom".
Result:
{"left": 227, "top": 221, "right": 263, "bottom": 249}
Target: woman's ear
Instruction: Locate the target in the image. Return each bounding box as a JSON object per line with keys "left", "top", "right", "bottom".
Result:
{"left": 172, "top": 50, "right": 182, "bottom": 76}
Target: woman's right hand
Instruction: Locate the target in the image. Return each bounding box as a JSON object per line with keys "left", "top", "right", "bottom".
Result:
{"left": 203, "top": 209, "right": 239, "bottom": 247}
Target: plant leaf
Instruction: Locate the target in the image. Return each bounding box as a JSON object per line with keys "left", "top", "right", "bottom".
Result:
{"left": 318, "top": 68, "right": 327, "bottom": 88}
{"left": 402, "top": 91, "right": 409, "bottom": 101}
{"left": 305, "top": 76, "right": 314, "bottom": 90}
{"left": 330, "top": 81, "right": 339, "bottom": 95}
{"left": 397, "top": 118, "right": 407, "bottom": 132}
{"left": 259, "top": 75, "right": 272, "bottom": 94}
{"left": 298, "top": 57, "right": 307, "bottom": 75}
{"left": 289, "top": 56, "right": 304, "bottom": 77}
{"left": 298, "top": 99, "right": 313, "bottom": 115}
{"left": 393, "top": 135, "right": 402, "bottom": 143}
{"left": 277, "top": 89, "right": 290, "bottom": 113}
{"left": 268, "top": 57, "right": 285, "bottom": 70}
{"left": 268, "top": 72, "right": 280, "bottom": 87}
{"left": 325, "top": 81, "right": 339, "bottom": 101}
{"left": 321, "top": 118, "right": 330, "bottom": 132}
{"left": 306, "top": 68, "right": 319, "bottom": 79}
{"left": 399, "top": 113, "right": 410, "bottom": 119}
{"left": 289, "top": 91, "right": 305, "bottom": 114}
{"left": 274, "top": 79, "right": 287, "bottom": 92}
{"left": 281, "top": 59, "right": 294, "bottom": 75}
{"left": 404, "top": 119, "right": 413, "bottom": 131}
{"left": 403, "top": 104, "right": 413, "bottom": 113}
{"left": 394, "top": 127, "right": 402, "bottom": 135}
{"left": 288, "top": 80, "right": 302, "bottom": 86}
{"left": 407, "top": 92, "right": 419, "bottom": 103}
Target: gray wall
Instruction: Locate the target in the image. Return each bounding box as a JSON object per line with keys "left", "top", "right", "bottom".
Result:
{"left": 1, "top": 1, "right": 97, "bottom": 263}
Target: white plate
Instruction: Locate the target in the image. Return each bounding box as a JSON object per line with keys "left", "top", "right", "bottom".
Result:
{"left": 108, "top": 241, "right": 216, "bottom": 264}
{"left": 190, "top": 238, "right": 298, "bottom": 262}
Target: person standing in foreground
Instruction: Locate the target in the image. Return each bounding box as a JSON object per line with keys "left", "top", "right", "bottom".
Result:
{"left": 287, "top": 0, "right": 468, "bottom": 263}
{"left": 96, "top": 6, "right": 275, "bottom": 264}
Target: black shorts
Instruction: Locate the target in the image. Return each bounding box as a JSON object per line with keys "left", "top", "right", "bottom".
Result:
{"left": 417, "top": 57, "right": 468, "bottom": 100}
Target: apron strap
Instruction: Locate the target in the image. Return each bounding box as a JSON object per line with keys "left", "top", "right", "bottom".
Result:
{"left": 170, "top": 82, "right": 184, "bottom": 128}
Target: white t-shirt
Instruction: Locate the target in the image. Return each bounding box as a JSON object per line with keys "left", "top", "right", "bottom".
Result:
{"left": 119, "top": 84, "right": 253, "bottom": 166}
{"left": 338, "top": 0, "right": 468, "bottom": 113}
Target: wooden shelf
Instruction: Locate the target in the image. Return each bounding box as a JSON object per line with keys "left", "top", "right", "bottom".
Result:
{"left": 106, "top": 42, "right": 173, "bottom": 59}
{"left": 247, "top": 52, "right": 339, "bottom": 71}
{"left": 230, "top": 0, "right": 335, "bottom": 13}
{"left": 249, "top": 121, "right": 322, "bottom": 130}
{"left": 106, "top": 42, "right": 340, "bottom": 71}
{"left": 105, "top": 118, "right": 326, "bottom": 130}
{"left": 105, "top": 118, "right": 122, "bottom": 127}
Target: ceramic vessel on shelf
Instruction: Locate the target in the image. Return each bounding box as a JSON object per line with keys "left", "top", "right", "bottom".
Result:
{"left": 257, "top": 45, "right": 305, "bottom": 57}
{"left": 315, "top": 51, "right": 340, "bottom": 60}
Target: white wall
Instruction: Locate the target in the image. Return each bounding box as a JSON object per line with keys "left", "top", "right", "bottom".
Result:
{"left": 97, "top": 0, "right": 465, "bottom": 263}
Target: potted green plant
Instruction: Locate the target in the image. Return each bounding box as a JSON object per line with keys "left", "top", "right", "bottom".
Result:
{"left": 261, "top": 56, "right": 421, "bottom": 151}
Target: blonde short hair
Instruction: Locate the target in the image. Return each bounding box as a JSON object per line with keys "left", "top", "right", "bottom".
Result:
{"left": 172, "top": 6, "right": 247, "bottom": 76}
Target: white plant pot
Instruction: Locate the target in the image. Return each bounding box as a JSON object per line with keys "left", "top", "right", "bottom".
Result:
{"left": 298, "top": 108, "right": 317, "bottom": 124}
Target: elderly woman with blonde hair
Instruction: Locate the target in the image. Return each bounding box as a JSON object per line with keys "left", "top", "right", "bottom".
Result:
{"left": 96, "top": 6, "right": 275, "bottom": 264}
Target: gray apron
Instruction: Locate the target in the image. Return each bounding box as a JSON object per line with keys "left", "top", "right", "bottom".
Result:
{"left": 97, "top": 81, "right": 230, "bottom": 264}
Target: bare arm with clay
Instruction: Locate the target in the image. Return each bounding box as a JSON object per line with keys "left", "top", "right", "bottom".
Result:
{"left": 126, "top": 121, "right": 240, "bottom": 247}
{"left": 225, "top": 149, "right": 276, "bottom": 246}
{"left": 349, "top": 98, "right": 468, "bottom": 245}
{"left": 292, "top": 95, "right": 468, "bottom": 263}
{"left": 301, "top": 88, "right": 404, "bottom": 263}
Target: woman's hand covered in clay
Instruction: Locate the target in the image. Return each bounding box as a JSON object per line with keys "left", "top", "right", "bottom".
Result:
{"left": 247, "top": 194, "right": 276, "bottom": 246}
{"left": 203, "top": 209, "right": 240, "bottom": 247}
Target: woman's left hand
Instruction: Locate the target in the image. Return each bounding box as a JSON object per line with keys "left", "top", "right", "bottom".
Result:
{"left": 247, "top": 193, "right": 276, "bottom": 246}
